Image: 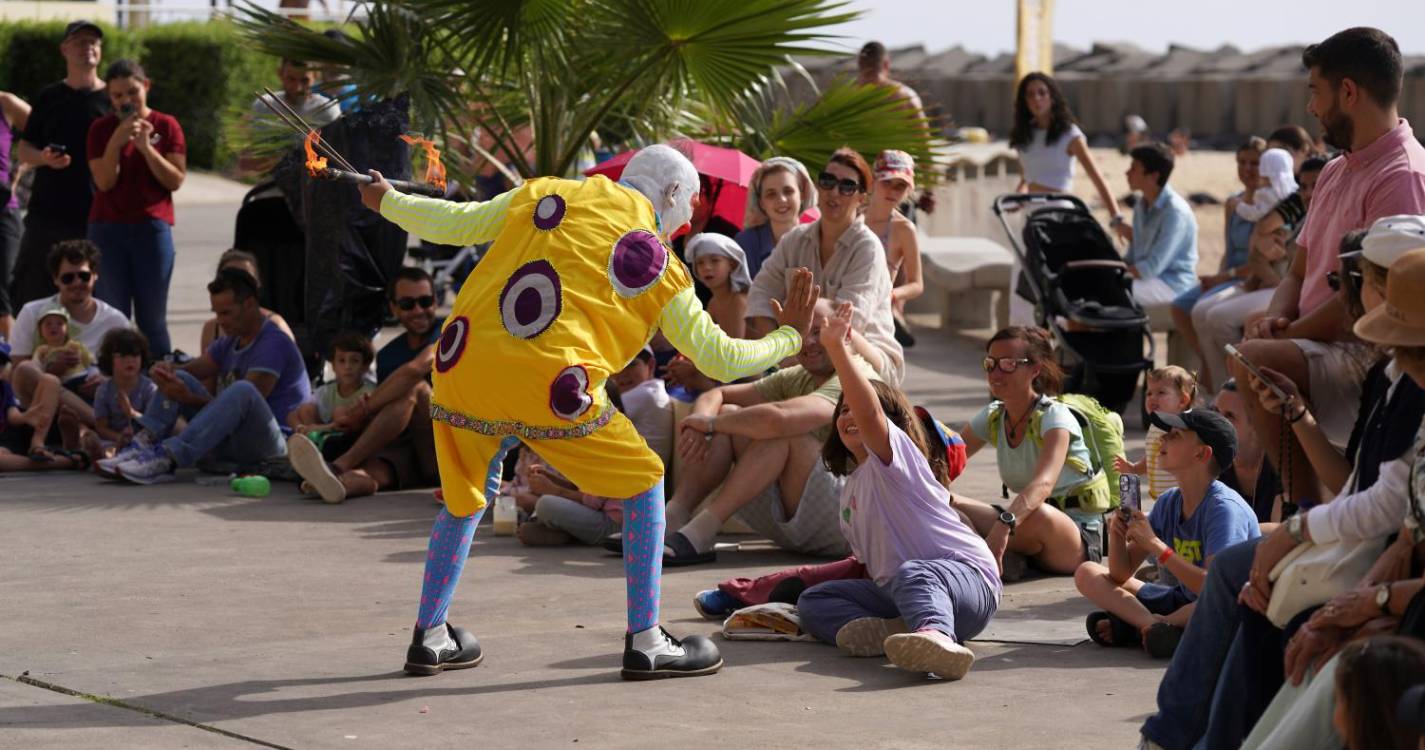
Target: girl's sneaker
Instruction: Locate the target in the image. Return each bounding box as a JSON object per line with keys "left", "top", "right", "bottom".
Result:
{"left": 883, "top": 630, "right": 976, "bottom": 680}
{"left": 834, "top": 617, "right": 908, "bottom": 657}
{"left": 692, "top": 589, "right": 739, "bottom": 620}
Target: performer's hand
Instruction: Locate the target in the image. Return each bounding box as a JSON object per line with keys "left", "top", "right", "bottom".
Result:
{"left": 770, "top": 267, "right": 820, "bottom": 338}
{"left": 359, "top": 169, "right": 394, "bottom": 213}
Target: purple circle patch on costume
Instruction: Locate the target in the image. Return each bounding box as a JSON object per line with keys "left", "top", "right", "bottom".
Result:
{"left": 532, "top": 194, "right": 566, "bottom": 231}
{"left": 608, "top": 230, "right": 667, "bottom": 298}
{"left": 549, "top": 365, "right": 593, "bottom": 421}
{"left": 435, "top": 316, "right": 470, "bottom": 373}
{"left": 500, "top": 260, "right": 562, "bottom": 339}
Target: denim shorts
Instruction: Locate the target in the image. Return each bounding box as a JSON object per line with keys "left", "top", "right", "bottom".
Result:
{"left": 1136, "top": 581, "right": 1194, "bottom": 615}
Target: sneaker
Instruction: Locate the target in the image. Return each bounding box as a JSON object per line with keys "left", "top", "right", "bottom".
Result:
{"left": 116, "top": 444, "right": 177, "bottom": 485}
{"left": 287, "top": 433, "right": 345, "bottom": 504}
{"left": 883, "top": 630, "right": 976, "bottom": 680}
{"left": 834, "top": 617, "right": 908, "bottom": 657}
{"left": 404, "top": 622, "right": 483, "bottom": 676}
{"left": 621, "top": 626, "right": 723, "bottom": 681}
{"left": 692, "top": 589, "right": 739, "bottom": 621}
{"left": 1144, "top": 622, "right": 1184, "bottom": 659}
{"left": 97, "top": 432, "right": 153, "bottom": 478}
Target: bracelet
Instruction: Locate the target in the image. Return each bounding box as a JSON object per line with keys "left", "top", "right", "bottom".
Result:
{"left": 1289, "top": 406, "right": 1308, "bottom": 424}
{"left": 1157, "top": 547, "right": 1174, "bottom": 565}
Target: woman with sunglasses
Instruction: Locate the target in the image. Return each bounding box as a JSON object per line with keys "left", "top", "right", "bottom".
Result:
{"left": 747, "top": 148, "right": 904, "bottom": 385}
{"left": 955, "top": 327, "right": 1106, "bottom": 575}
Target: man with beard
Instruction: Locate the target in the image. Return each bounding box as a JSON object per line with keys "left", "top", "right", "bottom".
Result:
{"left": 286, "top": 267, "right": 442, "bottom": 503}
{"left": 1230, "top": 27, "right": 1425, "bottom": 510}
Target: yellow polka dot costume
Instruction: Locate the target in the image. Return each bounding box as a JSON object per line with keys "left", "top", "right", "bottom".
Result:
{"left": 378, "top": 145, "right": 802, "bottom": 675}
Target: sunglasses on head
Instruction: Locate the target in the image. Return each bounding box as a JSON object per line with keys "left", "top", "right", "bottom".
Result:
{"left": 982, "top": 356, "right": 1033, "bottom": 373}
{"left": 1326, "top": 267, "right": 1364, "bottom": 292}
{"left": 59, "top": 271, "right": 93, "bottom": 285}
{"left": 817, "top": 171, "right": 863, "bottom": 196}
{"left": 395, "top": 295, "right": 436, "bottom": 311}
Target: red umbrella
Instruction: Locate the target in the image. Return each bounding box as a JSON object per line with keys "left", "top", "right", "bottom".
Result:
{"left": 585, "top": 141, "right": 817, "bottom": 231}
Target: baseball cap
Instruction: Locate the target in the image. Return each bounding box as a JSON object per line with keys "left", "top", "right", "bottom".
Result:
{"left": 62, "top": 20, "right": 103, "bottom": 41}
{"left": 873, "top": 149, "right": 915, "bottom": 188}
{"left": 1355, "top": 247, "right": 1425, "bottom": 347}
{"left": 1149, "top": 408, "right": 1237, "bottom": 475}
{"left": 1360, "top": 214, "right": 1425, "bottom": 268}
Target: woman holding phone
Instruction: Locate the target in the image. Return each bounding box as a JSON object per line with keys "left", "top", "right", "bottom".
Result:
{"left": 86, "top": 59, "right": 185, "bottom": 357}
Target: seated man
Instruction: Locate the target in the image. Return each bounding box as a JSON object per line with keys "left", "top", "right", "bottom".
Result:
{"left": 286, "top": 267, "right": 440, "bottom": 503}
{"left": 1112, "top": 142, "right": 1198, "bottom": 308}
{"left": 104, "top": 268, "right": 311, "bottom": 483}
{"left": 9, "top": 240, "right": 129, "bottom": 425}
{"left": 611, "top": 346, "right": 672, "bottom": 468}
{"left": 655, "top": 299, "right": 875, "bottom": 565}
{"left": 1075, "top": 409, "right": 1258, "bottom": 658}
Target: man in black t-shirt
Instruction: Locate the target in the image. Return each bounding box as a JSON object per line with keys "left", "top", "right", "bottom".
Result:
{"left": 10, "top": 21, "right": 110, "bottom": 309}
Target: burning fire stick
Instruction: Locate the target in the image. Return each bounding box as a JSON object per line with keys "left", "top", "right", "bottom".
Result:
{"left": 302, "top": 130, "right": 445, "bottom": 198}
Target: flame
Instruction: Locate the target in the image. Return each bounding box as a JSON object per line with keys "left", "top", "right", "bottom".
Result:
{"left": 303, "top": 130, "right": 328, "bottom": 175}
{"left": 400, "top": 134, "right": 447, "bottom": 191}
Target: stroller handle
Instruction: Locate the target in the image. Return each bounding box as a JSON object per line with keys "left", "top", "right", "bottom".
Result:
{"left": 992, "top": 192, "right": 1092, "bottom": 217}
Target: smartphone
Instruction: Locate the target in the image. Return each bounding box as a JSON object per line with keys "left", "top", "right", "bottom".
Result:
{"left": 45, "top": 143, "right": 67, "bottom": 154}
{"left": 1119, "top": 474, "right": 1141, "bottom": 519}
{"left": 119, "top": 102, "right": 137, "bottom": 117}
{"left": 1225, "top": 343, "right": 1289, "bottom": 401}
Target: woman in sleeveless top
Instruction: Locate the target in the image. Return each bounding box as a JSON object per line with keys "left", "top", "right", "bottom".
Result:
{"left": 863, "top": 150, "right": 922, "bottom": 346}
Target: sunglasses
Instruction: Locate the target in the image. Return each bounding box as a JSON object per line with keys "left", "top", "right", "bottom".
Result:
{"left": 1326, "top": 268, "right": 1363, "bottom": 292}
{"left": 817, "top": 171, "right": 864, "bottom": 196}
{"left": 59, "top": 271, "right": 93, "bottom": 285}
{"left": 395, "top": 295, "right": 436, "bottom": 311}
{"left": 982, "top": 356, "right": 1033, "bottom": 373}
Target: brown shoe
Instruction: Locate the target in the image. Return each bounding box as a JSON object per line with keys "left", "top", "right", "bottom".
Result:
{"left": 517, "top": 521, "right": 574, "bottom": 546}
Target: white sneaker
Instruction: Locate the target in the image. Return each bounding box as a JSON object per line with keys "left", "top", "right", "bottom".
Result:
{"left": 286, "top": 433, "right": 345, "bottom": 504}
{"left": 97, "top": 432, "right": 153, "bottom": 478}
{"left": 116, "top": 444, "right": 176, "bottom": 485}
{"left": 883, "top": 630, "right": 976, "bottom": 680}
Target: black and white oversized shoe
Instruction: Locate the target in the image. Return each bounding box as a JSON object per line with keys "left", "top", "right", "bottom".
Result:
{"left": 404, "top": 623, "right": 483, "bottom": 676}
{"left": 621, "top": 626, "right": 723, "bottom": 681}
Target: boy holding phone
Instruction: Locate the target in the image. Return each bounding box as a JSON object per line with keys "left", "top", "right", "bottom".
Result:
{"left": 1074, "top": 409, "right": 1259, "bottom": 658}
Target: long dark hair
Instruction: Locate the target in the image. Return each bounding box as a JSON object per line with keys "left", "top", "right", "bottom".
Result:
{"left": 822, "top": 379, "right": 949, "bottom": 488}
{"left": 1009, "top": 73, "right": 1077, "bottom": 149}
{"left": 1334, "top": 636, "right": 1425, "bottom": 750}
{"left": 988, "top": 326, "right": 1063, "bottom": 396}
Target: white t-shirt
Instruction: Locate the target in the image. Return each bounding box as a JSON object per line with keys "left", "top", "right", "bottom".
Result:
{"left": 9, "top": 295, "right": 130, "bottom": 358}
{"left": 1016, "top": 124, "right": 1086, "bottom": 192}
{"left": 621, "top": 378, "right": 673, "bottom": 467}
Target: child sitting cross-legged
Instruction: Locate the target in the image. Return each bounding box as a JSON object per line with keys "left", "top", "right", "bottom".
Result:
{"left": 82, "top": 328, "right": 160, "bottom": 465}
{"left": 1075, "top": 408, "right": 1259, "bottom": 658}
{"left": 288, "top": 331, "right": 376, "bottom": 439}
{"left": 795, "top": 302, "right": 1001, "bottom": 680}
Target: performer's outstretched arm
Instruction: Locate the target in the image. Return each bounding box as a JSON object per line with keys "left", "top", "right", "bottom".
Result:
{"left": 658, "top": 268, "right": 817, "bottom": 383}
{"left": 376, "top": 185, "right": 515, "bottom": 247}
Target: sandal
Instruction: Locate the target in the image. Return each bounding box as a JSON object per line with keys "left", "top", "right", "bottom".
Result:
{"left": 28, "top": 446, "right": 57, "bottom": 463}
{"left": 1085, "top": 611, "right": 1141, "bottom": 648}
{"left": 662, "top": 531, "right": 717, "bottom": 567}
{"left": 1144, "top": 622, "right": 1184, "bottom": 658}
{"left": 59, "top": 449, "right": 91, "bottom": 472}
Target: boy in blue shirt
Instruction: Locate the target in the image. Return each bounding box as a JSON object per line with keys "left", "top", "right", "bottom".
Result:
{"left": 1074, "top": 408, "right": 1259, "bottom": 658}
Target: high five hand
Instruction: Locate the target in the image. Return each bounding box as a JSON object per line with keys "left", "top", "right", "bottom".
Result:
{"left": 769, "top": 267, "right": 820, "bottom": 338}
{"left": 818, "top": 301, "right": 855, "bottom": 349}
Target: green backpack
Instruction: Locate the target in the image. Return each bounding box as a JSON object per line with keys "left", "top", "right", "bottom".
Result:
{"left": 986, "top": 393, "right": 1125, "bottom": 511}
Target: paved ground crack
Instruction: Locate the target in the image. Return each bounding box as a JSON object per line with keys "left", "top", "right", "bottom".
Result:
{"left": 1, "top": 672, "right": 295, "bottom": 749}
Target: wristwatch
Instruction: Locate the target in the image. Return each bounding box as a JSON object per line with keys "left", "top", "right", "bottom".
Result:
{"left": 1376, "top": 583, "right": 1393, "bottom": 616}
{"left": 1286, "top": 514, "right": 1305, "bottom": 543}
{"left": 993, "top": 504, "right": 1017, "bottom": 536}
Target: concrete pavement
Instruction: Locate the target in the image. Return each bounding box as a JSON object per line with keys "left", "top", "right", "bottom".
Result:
{"left": 0, "top": 173, "right": 1166, "bottom": 749}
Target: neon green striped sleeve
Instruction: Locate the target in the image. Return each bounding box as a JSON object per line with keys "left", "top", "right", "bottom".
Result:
{"left": 379, "top": 188, "right": 515, "bottom": 246}
{"left": 657, "top": 287, "right": 802, "bottom": 382}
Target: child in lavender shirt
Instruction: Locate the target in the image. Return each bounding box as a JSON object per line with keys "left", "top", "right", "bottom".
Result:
{"left": 797, "top": 302, "right": 1000, "bottom": 680}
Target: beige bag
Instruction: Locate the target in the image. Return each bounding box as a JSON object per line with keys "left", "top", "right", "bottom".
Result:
{"left": 1265, "top": 536, "right": 1385, "bottom": 628}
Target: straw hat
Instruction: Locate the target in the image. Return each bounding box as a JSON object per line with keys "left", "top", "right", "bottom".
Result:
{"left": 1354, "top": 247, "right": 1425, "bottom": 346}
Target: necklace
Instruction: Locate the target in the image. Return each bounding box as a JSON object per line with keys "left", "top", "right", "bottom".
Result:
{"left": 1004, "top": 397, "right": 1039, "bottom": 446}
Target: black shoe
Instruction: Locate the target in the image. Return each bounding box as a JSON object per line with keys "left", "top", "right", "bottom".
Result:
{"left": 1144, "top": 622, "right": 1184, "bottom": 659}
{"left": 601, "top": 533, "right": 623, "bottom": 555}
{"left": 404, "top": 623, "right": 484, "bottom": 676}
{"left": 621, "top": 626, "right": 723, "bottom": 681}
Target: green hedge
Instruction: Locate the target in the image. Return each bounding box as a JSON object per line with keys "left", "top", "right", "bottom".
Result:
{"left": 0, "top": 20, "right": 278, "bottom": 169}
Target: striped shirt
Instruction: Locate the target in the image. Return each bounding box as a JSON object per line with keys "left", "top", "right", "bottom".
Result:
{"left": 382, "top": 189, "right": 514, "bottom": 246}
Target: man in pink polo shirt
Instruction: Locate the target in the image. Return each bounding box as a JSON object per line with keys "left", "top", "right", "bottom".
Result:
{"left": 1233, "top": 27, "right": 1425, "bottom": 507}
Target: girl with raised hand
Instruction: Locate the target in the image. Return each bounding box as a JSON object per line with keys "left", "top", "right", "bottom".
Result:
{"left": 796, "top": 302, "right": 1000, "bottom": 680}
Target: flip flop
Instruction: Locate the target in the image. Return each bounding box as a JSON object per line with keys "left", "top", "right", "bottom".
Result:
{"left": 28, "top": 446, "right": 56, "bottom": 463}
{"left": 662, "top": 531, "right": 717, "bottom": 567}
{"left": 1085, "top": 611, "right": 1141, "bottom": 648}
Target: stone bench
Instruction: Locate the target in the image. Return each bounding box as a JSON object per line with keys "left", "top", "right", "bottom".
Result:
{"left": 1144, "top": 301, "right": 1198, "bottom": 372}
{"left": 913, "top": 236, "right": 1015, "bottom": 330}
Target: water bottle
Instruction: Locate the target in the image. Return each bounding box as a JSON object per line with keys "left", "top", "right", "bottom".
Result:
{"left": 231, "top": 475, "right": 271, "bottom": 498}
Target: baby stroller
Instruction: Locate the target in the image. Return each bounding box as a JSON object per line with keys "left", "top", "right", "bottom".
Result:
{"left": 992, "top": 193, "right": 1154, "bottom": 416}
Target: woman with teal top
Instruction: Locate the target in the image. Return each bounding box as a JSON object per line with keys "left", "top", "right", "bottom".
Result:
{"left": 955, "top": 326, "right": 1108, "bottom": 576}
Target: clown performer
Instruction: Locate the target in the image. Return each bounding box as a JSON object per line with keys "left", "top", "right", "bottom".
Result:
{"left": 356, "top": 145, "right": 818, "bottom": 680}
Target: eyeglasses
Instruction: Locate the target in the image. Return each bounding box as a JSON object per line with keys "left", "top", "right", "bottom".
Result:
{"left": 817, "top": 171, "right": 864, "bottom": 196}
{"left": 982, "top": 356, "right": 1033, "bottom": 373}
{"left": 1326, "top": 268, "right": 1363, "bottom": 291}
{"left": 59, "top": 271, "right": 93, "bottom": 285}
{"left": 395, "top": 295, "right": 436, "bottom": 311}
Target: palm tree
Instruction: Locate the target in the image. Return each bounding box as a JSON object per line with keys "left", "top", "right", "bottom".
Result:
{"left": 233, "top": 0, "right": 939, "bottom": 185}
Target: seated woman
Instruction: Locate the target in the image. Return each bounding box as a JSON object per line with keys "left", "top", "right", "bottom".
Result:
{"left": 746, "top": 148, "right": 903, "bottom": 385}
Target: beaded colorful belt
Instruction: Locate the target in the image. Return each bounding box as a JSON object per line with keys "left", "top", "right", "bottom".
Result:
{"left": 429, "top": 401, "right": 615, "bottom": 441}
